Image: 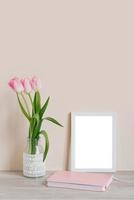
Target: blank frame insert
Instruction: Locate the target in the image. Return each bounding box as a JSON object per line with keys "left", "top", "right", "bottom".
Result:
{"left": 71, "top": 113, "right": 116, "bottom": 172}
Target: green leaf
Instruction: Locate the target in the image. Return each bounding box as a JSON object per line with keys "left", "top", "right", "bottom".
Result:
{"left": 30, "top": 113, "right": 40, "bottom": 138}
{"left": 17, "top": 94, "right": 31, "bottom": 121}
{"left": 34, "top": 120, "right": 41, "bottom": 138}
{"left": 39, "top": 96, "right": 50, "bottom": 118}
{"left": 40, "top": 130, "right": 49, "bottom": 161}
{"left": 33, "top": 113, "right": 40, "bottom": 121}
{"left": 44, "top": 117, "right": 63, "bottom": 127}
{"left": 34, "top": 91, "right": 41, "bottom": 113}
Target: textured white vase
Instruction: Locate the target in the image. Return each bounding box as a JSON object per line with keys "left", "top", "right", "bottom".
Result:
{"left": 23, "top": 153, "right": 45, "bottom": 177}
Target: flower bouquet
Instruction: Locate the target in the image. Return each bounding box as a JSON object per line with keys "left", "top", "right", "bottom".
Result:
{"left": 8, "top": 77, "right": 63, "bottom": 177}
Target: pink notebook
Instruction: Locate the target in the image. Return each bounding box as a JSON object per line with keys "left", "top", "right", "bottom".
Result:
{"left": 47, "top": 171, "right": 113, "bottom": 191}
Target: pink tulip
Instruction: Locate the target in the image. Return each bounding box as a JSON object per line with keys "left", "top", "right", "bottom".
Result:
{"left": 8, "top": 77, "right": 24, "bottom": 93}
{"left": 21, "top": 78, "right": 32, "bottom": 93}
{"left": 30, "top": 76, "right": 42, "bottom": 91}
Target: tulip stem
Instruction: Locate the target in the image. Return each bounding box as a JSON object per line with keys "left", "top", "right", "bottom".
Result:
{"left": 21, "top": 92, "right": 31, "bottom": 117}
{"left": 28, "top": 93, "right": 35, "bottom": 114}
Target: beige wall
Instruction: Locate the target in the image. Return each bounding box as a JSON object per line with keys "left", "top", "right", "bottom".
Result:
{"left": 0, "top": 0, "right": 134, "bottom": 170}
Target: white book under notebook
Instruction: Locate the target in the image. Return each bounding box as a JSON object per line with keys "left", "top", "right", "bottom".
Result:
{"left": 47, "top": 171, "right": 113, "bottom": 191}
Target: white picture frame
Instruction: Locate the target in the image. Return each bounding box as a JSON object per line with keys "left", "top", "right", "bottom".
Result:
{"left": 71, "top": 112, "right": 116, "bottom": 172}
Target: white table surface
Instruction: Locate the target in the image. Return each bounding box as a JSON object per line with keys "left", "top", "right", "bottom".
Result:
{"left": 0, "top": 171, "right": 134, "bottom": 200}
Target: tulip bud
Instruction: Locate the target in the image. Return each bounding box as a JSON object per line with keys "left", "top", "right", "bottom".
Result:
{"left": 8, "top": 77, "right": 24, "bottom": 93}
{"left": 21, "top": 78, "right": 32, "bottom": 93}
{"left": 30, "top": 76, "right": 42, "bottom": 91}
